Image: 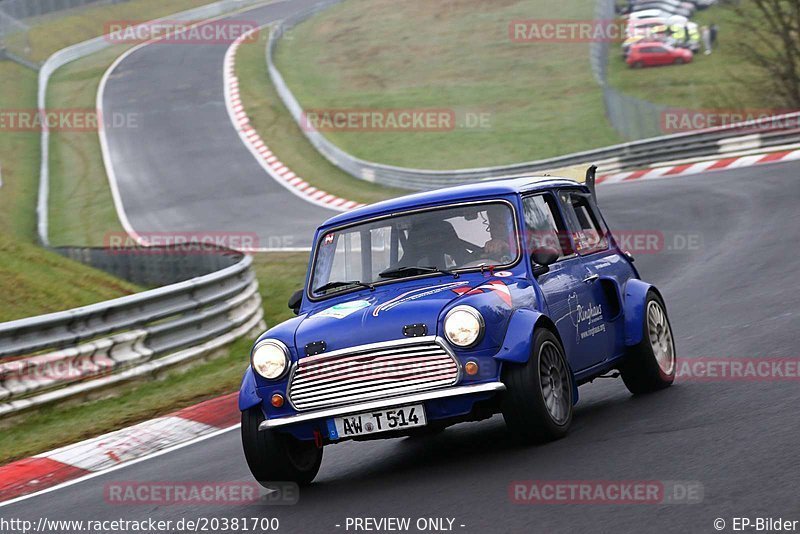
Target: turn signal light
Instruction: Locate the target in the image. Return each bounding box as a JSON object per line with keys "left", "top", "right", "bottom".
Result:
{"left": 465, "top": 361, "right": 479, "bottom": 376}
{"left": 271, "top": 393, "right": 285, "bottom": 408}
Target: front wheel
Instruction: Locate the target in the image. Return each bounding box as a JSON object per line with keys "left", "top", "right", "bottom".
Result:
{"left": 241, "top": 407, "right": 322, "bottom": 486}
{"left": 501, "top": 329, "right": 573, "bottom": 444}
{"left": 619, "top": 292, "right": 676, "bottom": 394}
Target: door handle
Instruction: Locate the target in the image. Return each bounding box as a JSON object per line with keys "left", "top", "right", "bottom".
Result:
{"left": 582, "top": 274, "right": 599, "bottom": 283}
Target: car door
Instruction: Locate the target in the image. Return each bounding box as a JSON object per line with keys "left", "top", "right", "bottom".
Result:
{"left": 652, "top": 45, "right": 671, "bottom": 64}
{"left": 558, "top": 189, "right": 627, "bottom": 364}
{"left": 521, "top": 193, "right": 607, "bottom": 373}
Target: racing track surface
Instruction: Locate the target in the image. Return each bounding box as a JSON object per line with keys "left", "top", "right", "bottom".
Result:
{"left": 99, "top": 0, "right": 333, "bottom": 249}
{"left": 6, "top": 161, "right": 800, "bottom": 532}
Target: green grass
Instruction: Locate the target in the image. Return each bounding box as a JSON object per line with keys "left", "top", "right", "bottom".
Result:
{"left": 607, "top": 7, "right": 769, "bottom": 110}
{"left": 0, "top": 250, "right": 309, "bottom": 463}
{"left": 47, "top": 46, "right": 131, "bottom": 246}
{"left": 235, "top": 32, "right": 404, "bottom": 204}
{"left": 0, "top": 63, "right": 39, "bottom": 242}
{"left": 273, "top": 0, "right": 623, "bottom": 169}
{"left": 0, "top": 0, "right": 315, "bottom": 464}
{"left": 4, "top": 0, "right": 220, "bottom": 62}
{"left": 0, "top": 234, "right": 141, "bottom": 322}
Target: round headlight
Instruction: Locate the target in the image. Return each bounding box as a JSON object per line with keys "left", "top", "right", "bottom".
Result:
{"left": 444, "top": 306, "right": 484, "bottom": 348}
{"left": 251, "top": 340, "right": 289, "bottom": 379}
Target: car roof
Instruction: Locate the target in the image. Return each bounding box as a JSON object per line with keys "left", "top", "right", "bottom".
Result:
{"left": 320, "top": 176, "right": 583, "bottom": 228}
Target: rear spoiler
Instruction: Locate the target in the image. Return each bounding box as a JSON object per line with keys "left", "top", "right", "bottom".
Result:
{"left": 585, "top": 165, "right": 598, "bottom": 203}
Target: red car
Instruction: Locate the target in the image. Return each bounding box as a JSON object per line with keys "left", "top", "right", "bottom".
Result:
{"left": 626, "top": 42, "right": 692, "bottom": 68}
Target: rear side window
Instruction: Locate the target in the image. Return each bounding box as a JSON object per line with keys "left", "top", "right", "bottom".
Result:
{"left": 522, "top": 194, "right": 572, "bottom": 258}
{"left": 559, "top": 191, "right": 609, "bottom": 255}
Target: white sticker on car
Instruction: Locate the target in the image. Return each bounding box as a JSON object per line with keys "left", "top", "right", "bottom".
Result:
{"left": 316, "top": 299, "right": 371, "bottom": 319}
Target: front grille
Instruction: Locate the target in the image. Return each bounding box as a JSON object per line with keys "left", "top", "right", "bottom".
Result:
{"left": 288, "top": 337, "right": 460, "bottom": 411}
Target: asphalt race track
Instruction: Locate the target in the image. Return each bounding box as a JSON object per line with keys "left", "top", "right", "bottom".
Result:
{"left": 5, "top": 160, "right": 800, "bottom": 532}
{"left": 27, "top": 0, "right": 800, "bottom": 530}
{"left": 100, "top": 0, "right": 333, "bottom": 249}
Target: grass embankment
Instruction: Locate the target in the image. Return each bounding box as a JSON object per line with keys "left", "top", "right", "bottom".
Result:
{"left": 0, "top": 251, "right": 310, "bottom": 464}
{"left": 272, "top": 0, "right": 622, "bottom": 169}
{"left": 607, "top": 5, "right": 771, "bottom": 110}
{"left": 235, "top": 31, "right": 404, "bottom": 204}
{"left": 0, "top": 0, "right": 312, "bottom": 463}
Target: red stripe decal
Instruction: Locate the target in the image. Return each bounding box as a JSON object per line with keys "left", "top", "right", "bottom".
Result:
{"left": 707, "top": 157, "right": 738, "bottom": 170}
{"left": 0, "top": 457, "right": 89, "bottom": 502}
{"left": 757, "top": 151, "right": 790, "bottom": 163}
{"left": 664, "top": 163, "right": 694, "bottom": 175}
{"left": 173, "top": 392, "right": 239, "bottom": 428}
{"left": 622, "top": 170, "right": 648, "bottom": 181}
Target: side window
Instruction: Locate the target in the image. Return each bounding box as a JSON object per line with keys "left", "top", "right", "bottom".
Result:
{"left": 522, "top": 194, "right": 572, "bottom": 258}
{"left": 559, "top": 191, "right": 609, "bottom": 255}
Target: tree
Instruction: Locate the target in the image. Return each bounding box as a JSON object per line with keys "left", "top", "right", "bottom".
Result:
{"left": 728, "top": 0, "right": 800, "bottom": 108}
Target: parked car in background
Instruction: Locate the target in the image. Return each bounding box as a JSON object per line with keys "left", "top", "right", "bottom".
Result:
{"left": 627, "top": 8, "right": 672, "bottom": 21}
{"left": 626, "top": 42, "right": 693, "bottom": 68}
{"left": 631, "top": 1, "right": 694, "bottom": 17}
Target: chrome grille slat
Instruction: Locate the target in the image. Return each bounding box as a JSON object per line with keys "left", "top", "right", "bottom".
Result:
{"left": 293, "top": 378, "right": 458, "bottom": 410}
{"left": 290, "top": 362, "right": 459, "bottom": 399}
{"left": 292, "top": 353, "right": 455, "bottom": 387}
{"left": 297, "top": 345, "right": 444, "bottom": 373}
{"left": 292, "top": 349, "right": 447, "bottom": 384}
{"left": 288, "top": 338, "right": 460, "bottom": 411}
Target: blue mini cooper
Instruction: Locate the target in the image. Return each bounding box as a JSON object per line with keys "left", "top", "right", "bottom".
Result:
{"left": 239, "top": 168, "right": 676, "bottom": 485}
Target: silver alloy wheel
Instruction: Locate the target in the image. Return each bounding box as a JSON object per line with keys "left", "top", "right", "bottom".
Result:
{"left": 539, "top": 341, "right": 570, "bottom": 425}
{"left": 647, "top": 300, "right": 675, "bottom": 375}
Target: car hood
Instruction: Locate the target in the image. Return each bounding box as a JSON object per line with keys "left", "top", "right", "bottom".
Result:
{"left": 293, "top": 274, "right": 520, "bottom": 357}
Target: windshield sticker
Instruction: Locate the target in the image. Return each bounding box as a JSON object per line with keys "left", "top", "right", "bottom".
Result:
{"left": 323, "top": 233, "right": 335, "bottom": 246}
{"left": 568, "top": 292, "right": 605, "bottom": 342}
{"left": 372, "top": 281, "right": 469, "bottom": 316}
{"left": 452, "top": 280, "right": 512, "bottom": 307}
{"left": 316, "top": 299, "right": 371, "bottom": 319}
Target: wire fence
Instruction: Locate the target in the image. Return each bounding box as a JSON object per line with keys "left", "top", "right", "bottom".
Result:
{"left": 591, "top": 0, "right": 668, "bottom": 140}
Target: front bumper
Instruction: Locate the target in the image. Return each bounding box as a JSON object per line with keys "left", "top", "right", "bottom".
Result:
{"left": 259, "top": 382, "right": 505, "bottom": 431}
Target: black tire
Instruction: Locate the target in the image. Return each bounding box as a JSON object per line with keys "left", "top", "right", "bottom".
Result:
{"left": 241, "top": 407, "right": 322, "bottom": 486}
{"left": 632, "top": 61, "right": 645, "bottom": 69}
{"left": 501, "top": 328, "right": 573, "bottom": 444}
{"left": 619, "top": 291, "right": 676, "bottom": 395}
{"left": 674, "top": 57, "right": 685, "bottom": 65}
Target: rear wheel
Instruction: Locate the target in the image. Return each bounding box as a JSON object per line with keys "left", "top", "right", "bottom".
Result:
{"left": 241, "top": 407, "right": 322, "bottom": 486}
{"left": 501, "top": 329, "right": 573, "bottom": 443}
{"left": 619, "top": 292, "right": 676, "bottom": 394}
{"left": 632, "top": 61, "right": 645, "bottom": 69}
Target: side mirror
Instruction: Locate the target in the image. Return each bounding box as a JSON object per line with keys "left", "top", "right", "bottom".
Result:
{"left": 531, "top": 248, "right": 559, "bottom": 277}
{"left": 288, "top": 289, "right": 303, "bottom": 315}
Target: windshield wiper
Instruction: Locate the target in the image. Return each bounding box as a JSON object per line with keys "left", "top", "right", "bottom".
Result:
{"left": 379, "top": 265, "right": 459, "bottom": 279}
{"left": 314, "top": 280, "right": 374, "bottom": 294}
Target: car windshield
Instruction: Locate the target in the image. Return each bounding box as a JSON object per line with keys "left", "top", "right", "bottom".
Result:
{"left": 311, "top": 201, "right": 519, "bottom": 296}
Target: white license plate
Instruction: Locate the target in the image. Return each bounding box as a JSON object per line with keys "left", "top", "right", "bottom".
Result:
{"left": 332, "top": 404, "right": 426, "bottom": 438}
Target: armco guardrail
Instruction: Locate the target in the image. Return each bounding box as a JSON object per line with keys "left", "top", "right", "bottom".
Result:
{"left": 36, "top": 0, "right": 277, "bottom": 246}
{"left": 0, "top": 248, "right": 265, "bottom": 417}
{"left": 268, "top": 2, "right": 800, "bottom": 191}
